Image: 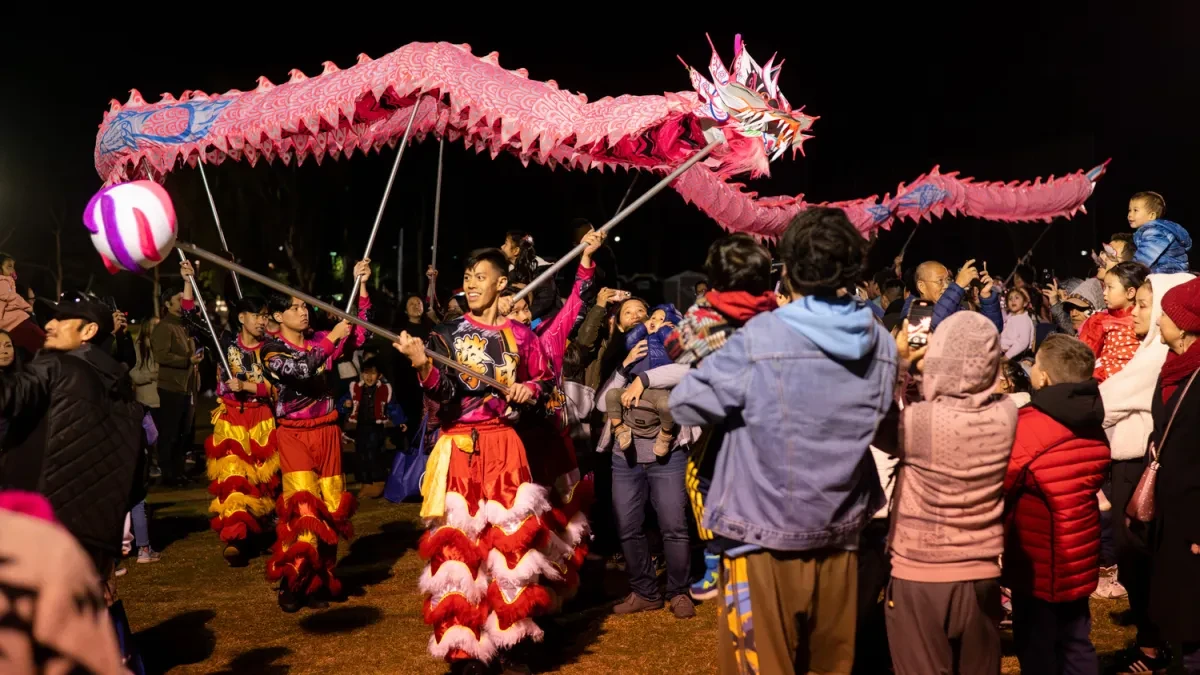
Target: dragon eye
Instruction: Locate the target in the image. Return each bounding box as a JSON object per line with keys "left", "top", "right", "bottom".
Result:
{"left": 768, "top": 98, "right": 779, "bottom": 108}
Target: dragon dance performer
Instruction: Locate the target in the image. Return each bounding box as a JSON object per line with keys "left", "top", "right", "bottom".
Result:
{"left": 393, "top": 248, "right": 555, "bottom": 673}
{"left": 181, "top": 261, "right": 280, "bottom": 566}
{"left": 262, "top": 260, "right": 371, "bottom": 612}
{"left": 500, "top": 229, "right": 607, "bottom": 609}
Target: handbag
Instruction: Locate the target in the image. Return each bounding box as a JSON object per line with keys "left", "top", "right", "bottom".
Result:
{"left": 1126, "top": 369, "right": 1200, "bottom": 523}
{"left": 384, "top": 414, "right": 430, "bottom": 503}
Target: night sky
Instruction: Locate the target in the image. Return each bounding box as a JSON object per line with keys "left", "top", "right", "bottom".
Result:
{"left": 1, "top": 6, "right": 1197, "bottom": 318}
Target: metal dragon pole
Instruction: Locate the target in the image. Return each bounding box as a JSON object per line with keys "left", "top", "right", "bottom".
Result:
{"left": 346, "top": 97, "right": 423, "bottom": 313}
{"left": 511, "top": 138, "right": 722, "bottom": 305}
{"left": 175, "top": 249, "right": 232, "bottom": 377}
{"left": 196, "top": 160, "right": 243, "bottom": 299}
{"left": 176, "top": 242, "right": 510, "bottom": 396}
{"left": 1004, "top": 222, "right": 1055, "bottom": 287}
{"left": 614, "top": 173, "right": 638, "bottom": 214}
{"left": 428, "top": 134, "right": 445, "bottom": 304}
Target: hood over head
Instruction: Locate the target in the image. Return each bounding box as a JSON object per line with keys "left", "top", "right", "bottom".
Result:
{"left": 921, "top": 311, "right": 1001, "bottom": 404}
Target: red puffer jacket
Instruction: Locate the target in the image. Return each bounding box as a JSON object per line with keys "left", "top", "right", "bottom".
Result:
{"left": 1002, "top": 380, "right": 1111, "bottom": 602}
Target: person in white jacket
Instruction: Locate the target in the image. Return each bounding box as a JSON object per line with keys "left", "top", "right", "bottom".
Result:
{"left": 1097, "top": 272, "right": 1193, "bottom": 666}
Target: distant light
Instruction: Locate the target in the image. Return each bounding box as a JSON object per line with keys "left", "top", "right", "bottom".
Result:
{"left": 329, "top": 251, "right": 337, "bottom": 257}
{"left": 1080, "top": 250, "right": 1087, "bottom": 256}
{"left": 278, "top": 246, "right": 284, "bottom": 251}
{"left": 614, "top": 236, "right": 622, "bottom": 243}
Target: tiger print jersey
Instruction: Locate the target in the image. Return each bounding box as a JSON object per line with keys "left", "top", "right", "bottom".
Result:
{"left": 420, "top": 314, "right": 553, "bottom": 425}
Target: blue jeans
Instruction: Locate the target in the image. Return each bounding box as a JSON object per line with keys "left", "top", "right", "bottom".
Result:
{"left": 130, "top": 500, "right": 150, "bottom": 548}
{"left": 611, "top": 449, "right": 690, "bottom": 602}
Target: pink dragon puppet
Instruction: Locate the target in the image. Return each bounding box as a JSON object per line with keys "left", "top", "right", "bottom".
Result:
{"left": 94, "top": 34, "right": 1106, "bottom": 238}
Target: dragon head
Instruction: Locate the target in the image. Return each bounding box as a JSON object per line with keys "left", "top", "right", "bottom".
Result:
{"left": 682, "top": 34, "right": 816, "bottom": 178}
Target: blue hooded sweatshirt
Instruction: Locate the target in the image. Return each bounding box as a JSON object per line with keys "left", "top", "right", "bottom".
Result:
{"left": 1133, "top": 219, "right": 1192, "bottom": 274}
{"left": 670, "top": 296, "right": 897, "bottom": 552}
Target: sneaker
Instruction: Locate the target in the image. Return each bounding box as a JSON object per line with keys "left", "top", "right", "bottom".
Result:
{"left": 450, "top": 660, "right": 489, "bottom": 675}
{"left": 136, "top": 547, "right": 161, "bottom": 564}
{"left": 114, "top": 566, "right": 128, "bottom": 577}
{"left": 670, "top": 594, "right": 696, "bottom": 619}
{"left": 148, "top": 465, "right": 162, "bottom": 479}
{"left": 614, "top": 423, "right": 633, "bottom": 451}
{"left": 1092, "top": 575, "right": 1128, "bottom": 600}
{"left": 690, "top": 552, "right": 720, "bottom": 601}
{"left": 223, "top": 544, "right": 247, "bottom": 568}
{"left": 613, "top": 592, "right": 663, "bottom": 615}
{"left": 277, "top": 584, "right": 302, "bottom": 614}
{"left": 1114, "top": 647, "right": 1170, "bottom": 674}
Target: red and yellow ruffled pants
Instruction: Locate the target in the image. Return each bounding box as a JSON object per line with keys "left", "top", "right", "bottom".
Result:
{"left": 419, "top": 419, "right": 589, "bottom": 664}
{"left": 206, "top": 399, "right": 280, "bottom": 544}
{"left": 265, "top": 412, "right": 356, "bottom": 596}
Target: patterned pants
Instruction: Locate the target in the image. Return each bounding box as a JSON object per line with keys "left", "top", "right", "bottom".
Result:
{"left": 718, "top": 549, "right": 857, "bottom": 675}
{"left": 265, "top": 412, "right": 356, "bottom": 596}
{"left": 206, "top": 400, "right": 279, "bottom": 545}
{"left": 421, "top": 420, "right": 590, "bottom": 664}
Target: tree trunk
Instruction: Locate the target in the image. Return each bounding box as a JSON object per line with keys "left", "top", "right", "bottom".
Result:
{"left": 53, "top": 228, "right": 63, "bottom": 298}
{"left": 153, "top": 265, "right": 161, "bottom": 318}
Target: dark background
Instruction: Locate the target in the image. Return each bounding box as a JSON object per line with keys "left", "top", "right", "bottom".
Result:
{"left": 1, "top": 4, "right": 1196, "bottom": 318}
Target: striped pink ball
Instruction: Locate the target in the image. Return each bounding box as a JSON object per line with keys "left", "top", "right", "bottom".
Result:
{"left": 82, "top": 181, "right": 177, "bottom": 273}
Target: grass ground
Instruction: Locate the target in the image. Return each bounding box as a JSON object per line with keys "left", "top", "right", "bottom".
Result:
{"left": 122, "top": 482, "right": 1141, "bottom": 675}
{"left": 121, "top": 399, "right": 1143, "bottom": 674}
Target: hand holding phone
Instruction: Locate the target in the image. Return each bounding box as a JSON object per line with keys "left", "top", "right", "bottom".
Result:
{"left": 906, "top": 299, "right": 935, "bottom": 349}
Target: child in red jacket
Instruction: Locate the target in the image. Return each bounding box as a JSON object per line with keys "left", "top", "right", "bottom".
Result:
{"left": 1077, "top": 261, "right": 1148, "bottom": 382}
{"left": 1003, "top": 334, "right": 1111, "bottom": 675}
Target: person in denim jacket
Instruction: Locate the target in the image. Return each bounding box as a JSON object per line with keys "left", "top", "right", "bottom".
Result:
{"left": 670, "top": 207, "right": 897, "bottom": 675}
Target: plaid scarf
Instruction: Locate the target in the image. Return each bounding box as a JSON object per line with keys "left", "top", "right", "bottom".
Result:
{"left": 666, "top": 290, "right": 777, "bottom": 365}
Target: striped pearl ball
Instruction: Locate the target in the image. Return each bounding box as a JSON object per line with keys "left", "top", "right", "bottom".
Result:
{"left": 82, "top": 181, "right": 177, "bottom": 273}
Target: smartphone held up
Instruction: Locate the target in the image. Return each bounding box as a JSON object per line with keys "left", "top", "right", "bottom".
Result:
{"left": 906, "top": 299, "right": 934, "bottom": 349}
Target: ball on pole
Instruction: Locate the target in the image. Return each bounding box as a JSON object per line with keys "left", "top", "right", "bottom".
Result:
{"left": 82, "top": 181, "right": 177, "bottom": 273}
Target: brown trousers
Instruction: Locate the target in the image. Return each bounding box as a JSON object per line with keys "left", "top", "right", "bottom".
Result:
{"left": 885, "top": 577, "right": 1003, "bottom": 675}
{"left": 718, "top": 548, "right": 857, "bottom": 675}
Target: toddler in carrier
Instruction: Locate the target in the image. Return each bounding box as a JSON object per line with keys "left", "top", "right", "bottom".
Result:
{"left": 605, "top": 303, "right": 682, "bottom": 456}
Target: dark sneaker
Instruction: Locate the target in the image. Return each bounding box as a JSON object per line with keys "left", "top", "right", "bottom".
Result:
{"left": 613, "top": 592, "right": 663, "bottom": 615}
{"left": 222, "top": 544, "right": 247, "bottom": 567}
{"left": 1114, "top": 647, "right": 1170, "bottom": 674}
{"left": 277, "top": 584, "right": 302, "bottom": 614}
{"left": 449, "top": 659, "right": 489, "bottom": 675}
{"left": 670, "top": 594, "right": 696, "bottom": 619}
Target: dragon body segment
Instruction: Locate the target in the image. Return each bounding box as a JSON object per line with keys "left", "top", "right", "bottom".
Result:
{"left": 95, "top": 36, "right": 1105, "bottom": 238}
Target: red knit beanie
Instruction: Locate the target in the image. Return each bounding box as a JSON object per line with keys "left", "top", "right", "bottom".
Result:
{"left": 1160, "top": 276, "right": 1200, "bottom": 333}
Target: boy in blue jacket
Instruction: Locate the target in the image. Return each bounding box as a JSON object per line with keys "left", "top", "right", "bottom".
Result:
{"left": 670, "top": 207, "right": 898, "bottom": 675}
{"left": 1129, "top": 191, "right": 1191, "bottom": 273}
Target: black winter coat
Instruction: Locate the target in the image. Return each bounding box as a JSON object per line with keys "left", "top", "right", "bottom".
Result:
{"left": 1149, "top": 374, "right": 1200, "bottom": 642}
{"left": 0, "top": 343, "right": 143, "bottom": 572}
